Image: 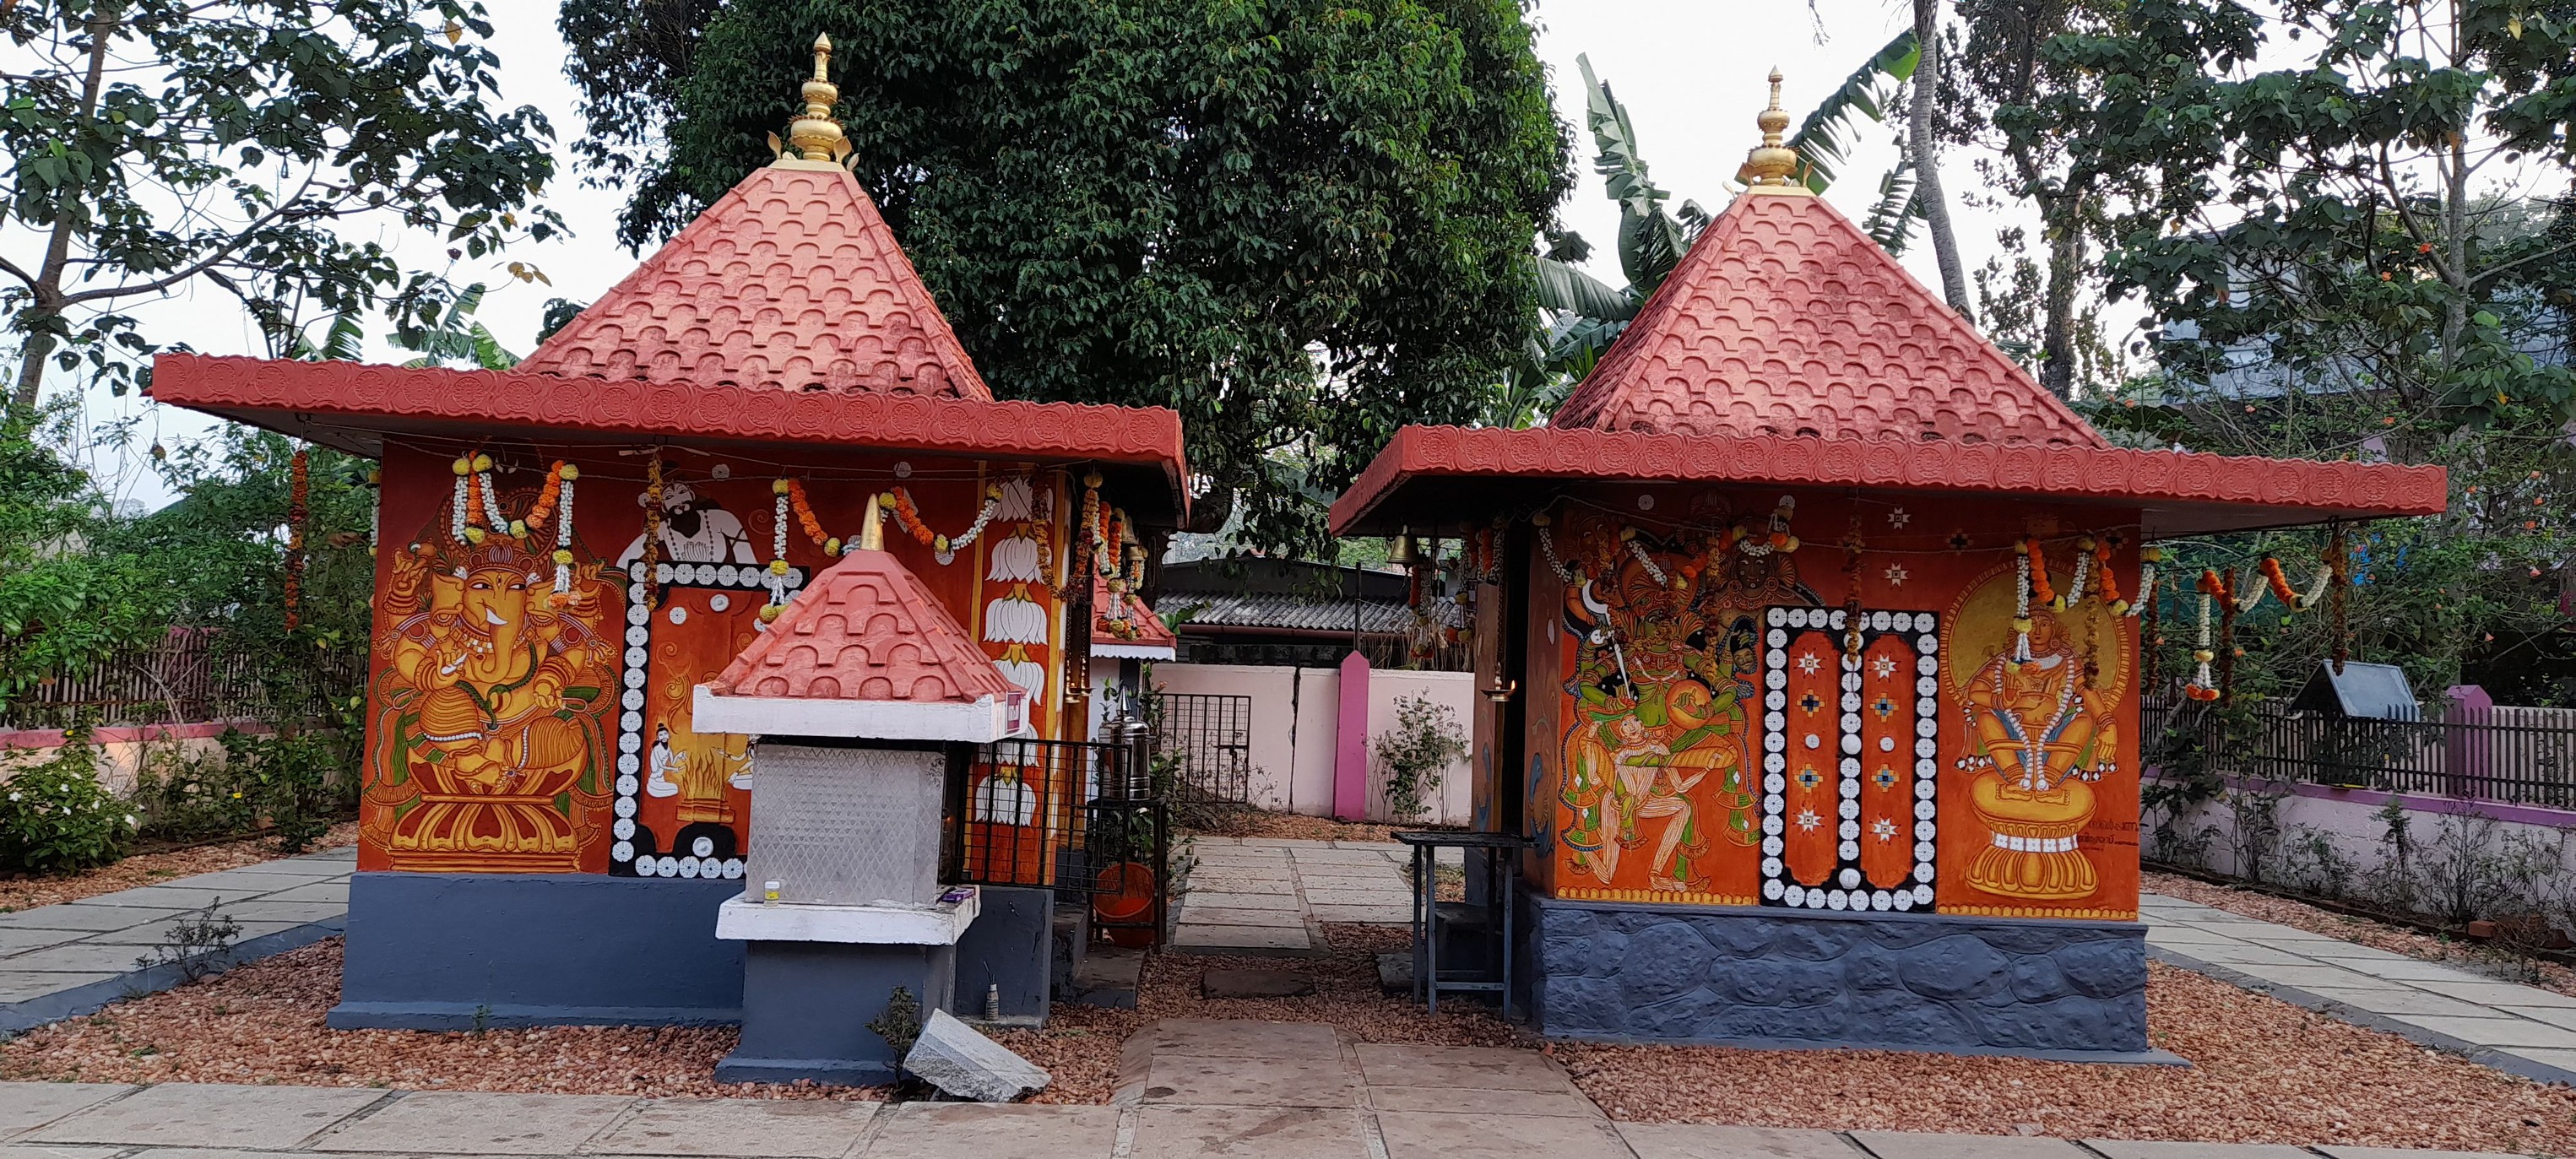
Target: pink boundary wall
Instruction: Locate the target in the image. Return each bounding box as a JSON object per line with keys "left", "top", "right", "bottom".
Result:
{"left": 1334, "top": 651, "right": 1370, "bottom": 821}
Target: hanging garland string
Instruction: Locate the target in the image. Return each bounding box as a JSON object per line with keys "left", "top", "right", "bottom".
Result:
{"left": 2141, "top": 566, "right": 2162, "bottom": 690}
{"left": 284, "top": 448, "right": 309, "bottom": 633}
{"left": 2134, "top": 546, "right": 2160, "bottom": 620}
{"left": 2187, "top": 570, "right": 2223, "bottom": 701}
{"left": 2329, "top": 523, "right": 2351, "bottom": 674}
{"left": 2092, "top": 538, "right": 2126, "bottom": 615}
{"left": 2217, "top": 567, "right": 2241, "bottom": 702}
{"left": 640, "top": 453, "right": 665, "bottom": 612}
{"left": 883, "top": 485, "right": 1001, "bottom": 564}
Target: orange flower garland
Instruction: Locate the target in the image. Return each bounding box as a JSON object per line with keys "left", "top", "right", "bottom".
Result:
{"left": 2024, "top": 538, "right": 2057, "bottom": 607}
{"left": 2092, "top": 537, "right": 2124, "bottom": 613}
{"left": 284, "top": 448, "right": 309, "bottom": 632}
{"left": 2259, "top": 556, "right": 2297, "bottom": 608}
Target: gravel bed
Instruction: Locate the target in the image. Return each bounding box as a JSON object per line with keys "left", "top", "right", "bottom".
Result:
{"left": 2143, "top": 869, "right": 2576, "bottom": 995}
{"left": 0, "top": 940, "right": 875, "bottom": 1100}
{"left": 0, "top": 821, "right": 360, "bottom": 913}
{"left": 1564, "top": 961, "right": 2576, "bottom": 1153}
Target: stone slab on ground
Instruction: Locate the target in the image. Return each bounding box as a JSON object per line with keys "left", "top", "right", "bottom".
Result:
{"left": 1068, "top": 945, "right": 1142, "bottom": 1009}
{"left": 1615, "top": 1124, "right": 1869, "bottom": 1159}
{"left": 313, "top": 1090, "right": 629, "bottom": 1154}
{"left": 1171, "top": 838, "right": 1413, "bottom": 956}
{"left": 1200, "top": 967, "right": 1315, "bottom": 999}
{"left": 905, "top": 1010, "right": 1050, "bottom": 1102}
{"left": 862, "top": 1103, "right": 1120, "bottom": 1159}
{"left": 1129, "top": 1105, "right": 1368, "bottom": 1159}
{"left": 0, "top": 848, "right": 352, "bottom": 1033}
{"left": 582, "top": 1097, "right": 876, "bottom": 1157}
{"left": 1375, "top": 1110, "right": 1632, "bottom": 1159}
{"left": 2144, "top": 890, "right": 2576, "bottom": 1087}
{"left": 2085, "top": 1144, "right": 2322, "bottom": 1159}
{"left": 0, "top": 1085, "right": 125, "bottom": 1138}
{"left": 1847, "top": 1131, "right": 2091, "bottom": 1157}
{"left": 24, "top": 1082, "right": 384, "bottom": 1149}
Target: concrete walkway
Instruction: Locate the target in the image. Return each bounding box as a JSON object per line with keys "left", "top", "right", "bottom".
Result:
{"left": 0, "top": 1019, "right": 2533, "bottom": 1157}
{"left": 0, "top": 846, "right": 351, "bottom": 1032}
{"left": 2143, "top": 891, "right": 2576, "bottom": 1087}
{"left": 1171, "top": 837, "right": 1414, "bottom": 956}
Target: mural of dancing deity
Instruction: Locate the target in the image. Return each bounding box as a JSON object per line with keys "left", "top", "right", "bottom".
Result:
{"left": 1553, "top": 511, "right": 1814, "bottom": 902}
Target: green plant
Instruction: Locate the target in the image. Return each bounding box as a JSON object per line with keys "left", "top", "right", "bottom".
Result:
{"left": 219, "top": 728, "right": 355, "bottom": 855}
{"left": 133, "top": 899, "right": 241, "bottom": 984}
{"left": 127, "top": 744, "right": 260, "bottom": 844}
{"left": 2280, "top": 826, "right": 2358, "bottom": 901}
{"left": 1372, "top": 694, "right": 1468, "bottom": 825}
{"left": 0, "top": 726, "right": 135, "bottom": 874}
{"left": 2218, "top": 784, "right": 2285, "bottom": 885}
{"left": 868, "top": 986, "right": 923, "bottom": 1061}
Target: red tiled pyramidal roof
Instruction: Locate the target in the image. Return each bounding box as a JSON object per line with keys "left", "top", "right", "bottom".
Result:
{"left": 518, "top": 163, "right": 993, "bottom": 399}
{"left": 713, "top": 549, "right": 1016, "bottom": 704}
{"left": 1553, "top": 189, "right": 2104, "bottom": 448}
{"left": 1092, "top": 573, "right": 1177, "bottom": 659}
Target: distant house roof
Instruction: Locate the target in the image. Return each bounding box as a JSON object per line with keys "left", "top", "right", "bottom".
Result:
{"left": 1155, "top": 558, "right": 1410, "bottom": 638}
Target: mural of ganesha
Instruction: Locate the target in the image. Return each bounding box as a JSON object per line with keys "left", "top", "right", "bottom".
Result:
{"left": 1553, "top": 512, "right": 1814, "bottom": 904}
{"left": 365, "top": 526, "right": 620, "bottom": 873}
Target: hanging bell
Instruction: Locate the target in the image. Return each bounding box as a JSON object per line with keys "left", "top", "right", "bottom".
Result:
{"left": 1386, "top": 530, "right": 1418, "bottom": 566}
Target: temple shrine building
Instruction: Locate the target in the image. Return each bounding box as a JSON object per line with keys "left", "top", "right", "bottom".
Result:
{"left": 1326, "top": 79, "right": 2449, "bottom": 1056}
{"left": 149, "top": 39, "right": 1181, "bottom": 1043}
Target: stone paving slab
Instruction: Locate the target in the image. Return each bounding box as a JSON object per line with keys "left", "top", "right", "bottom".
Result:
{"left": 1130, "top": 1106, "right": 1364, "bottom": 1159}
{"left": 0, "top": 1084, "right": 127, "bottom": 1137}
{"left": 1847, "top": 1131, "right": 2089, "bottom": 1157}
{"left": 2085, "top": 1145, "right": 2320, "bottom": 1158}
{"left": 314, "top": 1091, "right": 630, "bottom": 1154}
{"left": 579, "top": 1097, "right": 875, "bottom": 1156}
{"left": 24, "top": 1083, "right": 385, "bottom": 1149}
{"left": 1376, "top": 1110, "right": 1631, "bottom": 1159}
{"left": 1616, "top": 1124, "right": 1866, "bottom": 1158}
{"left": 0, "top": 848, "right": 353, "bottom": 1032}
{"left": 863, "top": 1103, "right": 1117, "bottom": 1159}
{"left": 2143, "top": 889, "right": 2576, "bottom": 1089}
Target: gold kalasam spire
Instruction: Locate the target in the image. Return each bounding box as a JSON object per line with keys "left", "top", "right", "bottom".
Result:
{"left": 857, "top": 494, "right": 886, "bottom": 552}
{"left": 773, "top": 33, "right": 851, "bottom": 166}
{"left": 1741, "top": 68, "right": 1806, "bottom": 191}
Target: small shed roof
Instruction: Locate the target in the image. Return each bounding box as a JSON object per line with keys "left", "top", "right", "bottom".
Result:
{"left": 1093, "top": 574, "right": 1177, "bottom": 660}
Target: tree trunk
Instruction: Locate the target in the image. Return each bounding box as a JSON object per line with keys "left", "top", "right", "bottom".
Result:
{"left": 2041, "top": 193, "right": 2083, "bottom": 398}
{"left": 1911, "top": 0, "right": 1974, "bottom": 321}
{"left": 8, "top": 12, "right": 116, "bottom": 418}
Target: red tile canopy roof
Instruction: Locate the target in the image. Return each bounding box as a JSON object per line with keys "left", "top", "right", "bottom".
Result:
{"left": 694, "top": 545, "right": 1023, "bottom": 743}
{"left": 1331, "top": 189, "right": 2446, "bottom": 539}
{"left": 518, "top": 164, "right": 990, "bottom": 398}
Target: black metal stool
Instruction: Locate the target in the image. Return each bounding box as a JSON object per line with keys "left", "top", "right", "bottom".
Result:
{"left": 1392, "top": 830, "right": 1528, "bottom": 1016}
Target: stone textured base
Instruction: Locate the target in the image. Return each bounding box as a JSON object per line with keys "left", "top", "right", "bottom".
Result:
{"left": 1526, "top": 895, "right": 2153, "bottom": 1057}
{"left": 330, "top": 873, "right": 742, "bottom": 1030}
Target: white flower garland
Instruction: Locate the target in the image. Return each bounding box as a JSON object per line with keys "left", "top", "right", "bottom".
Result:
{"left": 1533, "top": 516, "right": 1575, "bottom": 582}
{"left": 552, "top": 477, "right": 577, "bottom": 596}
{"left": 2013, "top": 547, "right": 2034, "bottom": 662}
{"left": 2194, "top": 593, "right": 2217, "bottom": 690}
{"left": 1625, "top": 536, "right": 1666, "bottom": 585}
{"left": 2133, "top": 550, "right": 2159, "bottom": 620}
{"left": 2064, "top": 542, "right": 2092, "bottom": 606}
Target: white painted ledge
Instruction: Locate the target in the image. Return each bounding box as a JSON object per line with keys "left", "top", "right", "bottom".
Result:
{"left": 1091, "top": 642, "right": 1176, "bottom": 660}
{"left": 713, "top": 890, "right": 981, "bottom": 945}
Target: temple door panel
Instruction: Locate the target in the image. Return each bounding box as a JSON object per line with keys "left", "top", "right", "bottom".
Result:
{"left": 1758, "top": 606, "right": 1940, "bottom": 913}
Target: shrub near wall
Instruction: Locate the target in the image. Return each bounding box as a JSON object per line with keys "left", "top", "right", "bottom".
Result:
{"left": 0, "top": 729, "right": 134, "bottom": 873}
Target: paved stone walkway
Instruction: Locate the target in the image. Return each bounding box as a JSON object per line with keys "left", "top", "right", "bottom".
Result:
{"left": 0, "top": 847, "right": 352, "bottom": 1032}
{"left": 2142, "top": 891, "right": 2576, "bottom": 1087}
{"left": 0, "top": 1019, "right": 2533, "bottom": 1157}
{"left": 1170, "top": 837, "right": 1416, "bottom": 956}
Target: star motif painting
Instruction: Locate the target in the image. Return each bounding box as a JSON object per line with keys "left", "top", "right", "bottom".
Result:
{"left": 1796, "top": 651, "right": 1822, "bottom": 675}
{"left": 1889, "top": 506, "right": 1911, "bottom": 528}
{"left": 1872, "top": 817, "right": 1900, "bottom": 842}
{"left": 1884, "top": 565, "right": 1908, "bottom": 587}
{"left": 1797, "top": 807, "right": 1824, "bottom": 833}
{"left": 1871, "top": 655, "right": 1897, "bottom": 679}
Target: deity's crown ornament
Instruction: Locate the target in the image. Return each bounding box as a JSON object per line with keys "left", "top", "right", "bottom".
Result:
{"left": 773, "top": 33, "right": 851, "bottom": 166}
{"left": 1739, "top": 68, "right": 1807, "bottom": 192}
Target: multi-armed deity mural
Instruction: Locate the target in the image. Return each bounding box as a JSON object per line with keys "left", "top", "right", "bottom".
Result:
{"left": 1537, "top": 497, "right": 2140, "bottom": 920}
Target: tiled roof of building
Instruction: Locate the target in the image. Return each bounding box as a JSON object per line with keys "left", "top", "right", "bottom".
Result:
{"left": 1093, "top": 575, "right": 1178, "bottom": 654}
{"left": 1553, "top": 189, "right": 2103, "bottom": 447}
{"left": 517, "top": 164, "right": 991, "bottom": 399}
{"left": 709, "top": 548, "right": 1017, "bottom": 705}
{"left": 1161, "top": 592, "right": 1413, "bottom": 637}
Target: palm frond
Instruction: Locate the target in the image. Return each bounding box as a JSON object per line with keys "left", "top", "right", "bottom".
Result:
{"left": 1578, "top": 54, "right": 1694, "bottom": 295}
{"left": 1781, "top": 30, "right": 1919, "bottom": 194}
{"left": 1861, "top": 161, "right": 1926, "bottom": 256}
{"left": 1537, "top": 257, "right": 1639, "bottom": 322}
{"left": 292, "top": 314, "right": 365, "bottom": 363}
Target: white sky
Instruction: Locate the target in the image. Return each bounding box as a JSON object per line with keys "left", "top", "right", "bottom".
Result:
{"left": 60, "top": 0, "right": 2018, "bottom": 511}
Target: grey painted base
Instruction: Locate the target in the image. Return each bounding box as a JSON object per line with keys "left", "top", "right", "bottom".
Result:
{"left": 954, "top": 886, "right": 1052, "bottom": 1021}
{"left": 1527, "top": 895, "right": 2165, "bottom": 1059}
{"left": 329, "top": 872, "right": 743, "bottom": 1029}
{"left": 717, "top": 940, "right": 957, "bottom": 1086}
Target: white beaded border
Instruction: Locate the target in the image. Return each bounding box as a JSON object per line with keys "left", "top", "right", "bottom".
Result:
{"left": 1756, "top": 605, "right": 1940, "bottom": 913}
{"left": 611, "top": 561, "right": 808, "bottom": 879}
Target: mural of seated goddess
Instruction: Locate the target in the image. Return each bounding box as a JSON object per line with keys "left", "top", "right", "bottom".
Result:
{"left": 1956, "top": 609, "right": 2121, "bottom": 901}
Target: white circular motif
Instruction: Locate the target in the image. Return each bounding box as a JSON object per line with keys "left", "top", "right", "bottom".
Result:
{"left": 655, "top": 563, "right": 674, "bottom": 583}
{"left": 621, "top": 711, "right": 643, "bottom": 733}
{"left": 1765, "top": 712, "right": 1786, "bottom": 732}
{"left": 1838, "top": 778, "right": 1860, "bottom": 799}
{"left": 622, "top": 689, "right": 645, "bottom": 712}
{"left": 618, "top": 754, "right": 640, "bottom": 777}
{"left": 1763, "top": 878, "right": 1786, "bottom": 900}
{"left": 1839, "top": 734, "right": 1860, "bottom": 755}
{"left": 1762, "top": 815, "right": 1785, "bottom": 836}
{"left": 1784, "top": 885, "right": 1806, "bottom": 907}
{"left": 614, "top": 797, "right": 637, "bottom": 818}
{"left": 1635, "top": 493, "right": 1656, "bottom": 512}
{"left": 624, "top": 668, "right": 646, "bottom": 690}
{"left": 1767, "top": 648, "right": 1788, "bottom": 668}
{"left": 1762, "top": 838, "right": 1785, "bottom": 858}
{"left": 1803, "top": 734, "right": 1820, "bottom": 750}
{"left": 1827, "top": 890, "right": 1851, "bottom": 910}
{"left": 1767, "top": 628, "right": 1788, "bottom": 647}
{"left": 1879, "top": 736, "right": 1896, "bottom": 752}
{"left": 1765, "top": 772, "right": 1787, "bottom": 794}
{"left": 1870, "top": 610, "right": 1891, "bottom": 631}
{"left": 612, "top": 817, "right": 637, "bottom": 840}
{"left": 1913, "top": 884, "right": 1933, "bottom": 902}
{"left": 667, "top": 605, "right": 689, "bottom": 626}
{"left": 1768, "top": 608, "right": 1787, "bottom": 626}
{"left": 1916, "top": 738, "right": 1938, "bottom": 758}
{"left": 626, "top": 603, "right": 650, "bottom": 626}
{"left": 626, "top": 625, "right": 650, "bottom": 647}
{"left": 1894, "top": 890, "right": 1916, "bottom": 911}
{"left": 632, "top": 857, "right": 659, "bottom": 877}
{"left": 617, "top": 776, "right": 640, "bottom": 797}
{"left": 626, "top": 647, "right": 648, "bottom": 669}
{"left": 611, "top": 841, "right": 634, "bottom": 863}
{"left": 1840, "top": 868, "right": 1862, "bottom": 889}
{"left": 1918, "top": 633, "right": 1939, "bottom": 653}
{"left": 1765, "top": 733, "right": 1787, "bottom": 754}
{"left": 618, "top": 731, "right": 642, "bottom": 755}
{"left": 1761, "top": 856, "right": 1784, "bottom": 876}
{"left": 1762, "top": 794, "right": 1786, "bottom": 815}
{"left": 1765, "top": 670, "right": 1787, "bottom": 690}
{"left": 1917, "top": 655, "right": 1939, "bottom": 676}
{"left": 710, "top": 593, "right": 731, "bottom": 612}
{"left": 1915, "top": 841, "right": 1937, "bottom": 861}
{"left": 1840, "top": 757, "right": 1861, "bottom": 776}
{"left": 1917, "top": 676, "right": 1939, "bottom": 696}
{"left": 677, "top": 857, "right": 702, "bottom": 879}
{"left": 1915, "top": 717, "right": 1938, "bottom": 738}
{"left": 1841, "top": 712, "right": 1862, "bottom": 733}
{"left": 722, "top": 858, "right": 746, "bottom": 879}
{"left": 1765, "top": 691, "right": 1787, "bottom": 711}
{"left": 1829, "top": 609, "right": 1848, "bottom": 630}
{"left": 1764, "top": 753, "right": 1786, "bottom": 773}
{"left": 1915, "top": 820, "right": 1937, "bottom": 840}
{"left": 656, "top": 856, "right": 680, "bottom": 876}
{"left": 1789, "top": 609, "right": 1810, "bottom": 628}
{"left": 1838, "top": 799, "right": 1860, "bottom": 820}
{"left": 1917, "top": 697, "right": 1938, "bottom": 717}
{"left": 1872, "top": 889, "right": 1893, "bottom": 910}
{"left": 1915, "top": 778, "right": 1937, "bottom": 800}
{"left": 1807, "top": 890, "right": 1829, "bottom": 909}
{"left": 691, "top": 836, "right": 716, "bottom": 858}
{"left": 1913, "top": 799, "right": 1936, "bottom": 821}
{"left": 1838, "top": 840, "right": 1859, "bottom": 858}
{"left": 1841, "top": 673, "right": 1862, "bottom": 692}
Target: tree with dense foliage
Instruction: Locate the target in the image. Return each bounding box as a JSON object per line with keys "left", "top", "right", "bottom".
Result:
{"left": 0, "top": 0, "right": 562, "bottom": 414}
{"left": 559, "top": 0, "right": 1570, "bottom": 554}
{"left": 2026, "top": 0, "right": 2576, "bottom": 698}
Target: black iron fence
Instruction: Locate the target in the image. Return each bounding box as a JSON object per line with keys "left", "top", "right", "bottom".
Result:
{"left": 942, "top": 736, "right": 1170, "bottom": 944}
{"left": 2145, "top": 696, "right": 2576, "bottom": 809}
{"left": 0, "top": 633, "right": 362, "bottom": 733}
{"left": 1152, "top": 692, "right": 1253, "bottom": 809}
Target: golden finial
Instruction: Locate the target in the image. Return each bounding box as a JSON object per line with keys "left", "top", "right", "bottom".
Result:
{"left": 772, "top": 33, "right": 851, "bottom": 167}
{"left": 857, "top": 493, "right": 885, "bottom": 552}
{"left": 1741, "top": 68, "right": 1806, "bottom": 192}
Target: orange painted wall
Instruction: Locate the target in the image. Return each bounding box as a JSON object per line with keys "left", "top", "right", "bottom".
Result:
{"left": 360, "top": 438, "right": 1071, "bottom": 875}
{"left": 1525, "top": 488, "right": 2142, "bottom": 921}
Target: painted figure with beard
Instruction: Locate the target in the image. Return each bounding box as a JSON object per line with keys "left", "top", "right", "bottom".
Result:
{"left": 617, "top": 479, "right": 755, "bottom": 567}
{"left": 370, "top": 535, "right": 617, "bottom": 871}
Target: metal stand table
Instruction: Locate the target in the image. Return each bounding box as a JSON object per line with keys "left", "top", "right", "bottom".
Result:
{"left": 1391, "top": 830, "right": 1528, "bottom": 1017}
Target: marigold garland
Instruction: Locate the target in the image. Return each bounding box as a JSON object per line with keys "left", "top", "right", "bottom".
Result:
{"left": 284, "top": 448, "right": 309, "bottom": 632}
{"left": 2259, "top": 556, "right": 2297, "bottom": 608}
{"left": 639, "top": 454, "right": 665, "bottom": 612}
{"left": 2023, "top": 538, "right": 2057, "bottom": 607}
{"left": 2092, "top": 537, "right": 2125, "bottom": 614}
